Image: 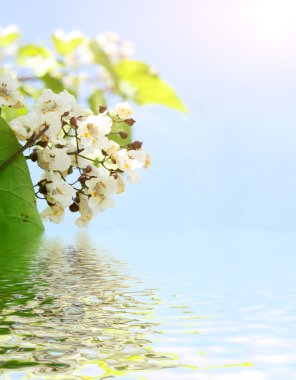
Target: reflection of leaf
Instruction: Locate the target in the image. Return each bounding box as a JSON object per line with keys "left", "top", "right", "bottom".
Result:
{"left": 116, "top": 60, "right": 188, "bottom": 112}
{"left": 52, "top": 35, "right": 83, "bottom": 55}
{"left": 0, "top": 117, "right": 44, "bottom": 234}
{"left": 90, "top": 40, "right": 121, "bottom": 91}
{"left": 88, "top": 89, "right": 106, "bottom": 113}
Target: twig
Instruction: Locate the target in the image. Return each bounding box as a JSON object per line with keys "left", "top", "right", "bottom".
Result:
{"left": 0, "top": 125, "right": 49, "bottom": 172}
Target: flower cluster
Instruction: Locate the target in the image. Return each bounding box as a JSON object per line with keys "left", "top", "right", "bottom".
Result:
{"left": 0, "top": 25, "right": 134, "bottom": 107}
{"left": 1, "top": 73, "right": 151, "bottom": 227}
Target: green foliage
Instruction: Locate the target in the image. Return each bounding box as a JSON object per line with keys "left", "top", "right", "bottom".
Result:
{"left": 116, "top": 60, "right": 188, "bottom": 112}
{"left": 0, "top": 31, "right": 19, "bottom": 47}
{"left": 52, "top": 34, "right": 84, "bottom": 55}
{"left": 41, "top": 73, "right": 64, "bottom": 94}
{"left": 90, "top": 40, "right": 121, "bottom": 92}
{"left": 110, "top": 121, "right": 132, "bottom": 146}
{"left": 17, "top": 44, "right": 52, "bottom": 60}
{"left": 88, "top": 89, "right": 106, "bottom": 113}
{"left": 0, "top": 117, "right": 44, "bottom": 234}
{"left": 1, "top": 107, "right": 27, "bottom": 122}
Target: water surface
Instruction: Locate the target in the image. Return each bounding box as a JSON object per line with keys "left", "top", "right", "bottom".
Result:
{"left": 0, "top": 231, "right": 295, "bottom": 379}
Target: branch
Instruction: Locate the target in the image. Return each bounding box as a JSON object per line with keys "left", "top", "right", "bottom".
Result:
{"left": 0, "top": 125, "right": 49, "bottom": 172}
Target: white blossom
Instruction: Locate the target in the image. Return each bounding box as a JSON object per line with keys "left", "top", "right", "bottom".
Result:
{"left": 75, "top": 194, "right": 92, "bottom": 228}
{"left": 37, "top": 147, "right": 71, "bottom": 172}
{"left": 115, "top": 102, "right": 133, "bottom": 119}
{"left": 10, "top": 113, "right": 38, "bottom": 141}
{"left": 0, "top": 73, "right": 24, "bottom": 108}
{"left": 41, "top": 204, "right": 65, "bottom": 224}
{"left": 77, "top": 114, "right": 112, "bottom": 153}
{"left": 41, "top": 172, "right": 75, "bottom": 208}
{"left": 34, "top": 89, "right": 71, "bottom": 116}
{"left": 6, "top": 75, "right": 150, "bottom": 227}
{"left": 85, "top": 170, "right": 118, "bottom": 212}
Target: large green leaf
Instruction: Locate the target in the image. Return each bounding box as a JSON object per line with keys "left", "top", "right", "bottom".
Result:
{"left": 0, "top": 117, "right": 44, "bottom": 235}
{"left": 116, "top": 60, "right": 188, "bottom": 112}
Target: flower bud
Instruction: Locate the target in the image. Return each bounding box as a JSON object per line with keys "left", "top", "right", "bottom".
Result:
{"left": 99, "top": 106, "right": 108, "bottom": 113}
{"left": 119, "top": 131, "right": 128, "bottom": 139}
{"left": 69, "top": 202, "right": 79, "bottom": 212}
{"left": 30, "top": 151, "right": 38, "bottom": 162}
{"left": 128, "top": 141, "right": 143, "bottom": 150}
{"left": 84, "top": 165, "right": 92, "bottom": 173}
{"left": 39, "top": 184, "right": 47, "bottom": 195}
{"left": 36, "top": 140, "right": 48, "bottom": 148}
{"left": 70, "top": 117, "right": 77, "bottom": 128}
{"left": 124, "top": 118, "right": 135, "bottom": 126}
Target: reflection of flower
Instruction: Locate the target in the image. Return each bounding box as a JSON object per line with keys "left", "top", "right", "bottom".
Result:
{"left": 0, "top": 237, "right": 182, "bottom": 377}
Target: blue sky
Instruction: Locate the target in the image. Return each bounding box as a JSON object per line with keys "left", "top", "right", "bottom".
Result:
{"left": 2, "top": 0, "right": 296, "bottom": 232}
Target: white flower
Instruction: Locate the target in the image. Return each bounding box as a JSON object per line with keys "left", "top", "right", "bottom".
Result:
{"left": 120, "top": 40, "right": 133, "bottom": 59}
{"left": 116, "top": 174, "right": 125, "bottom": 194}
{"left": 113, "top": 149, "right": 146, "bottom": 172}
{"left": 34, "top": 89, "right": 72, "bottom": 116}
{"left": 36, "top": 112, "right": 62, "bottom": 141}
{"left": 115, "top": 102, "right": 132, "bottom": 119}
{"left": 77, "top": 114, "right": 112, "bottom": 153}
{"left": 103, "top": 139, "right": 120, "bottom": 156}
{"left": 64, "top": 43, "right": 94, "bottom": 66}
{"left": 75, "top": 194, "right": 92, "bottom": 228}
{"left": 0, "top": 73, "right": 24, "bottom": 108}
{"left": 10, "top": 113, "right": 38, "bottom": 141}
{"left": 59, "top": 89, "right": 92, "bottom": 120}
{"left": 37, "top": 147, "right": 71, "bottom": 172}
{"left": 95, "top": 31, "right": 120, "bottom": 61}
{"left": 41, "top": 204, "right": 64, "bottom": 224}
{"left": 144, "top": 151, "right": 152, "bottom": 169}
{"left": 42, "top": 172, "right": 75, "bottom": 208}
{"left": 113, "top": 148, "right": 148, "bottom": 183}
{"left": 85, "top": 170, "right": 118, "bottom": 212}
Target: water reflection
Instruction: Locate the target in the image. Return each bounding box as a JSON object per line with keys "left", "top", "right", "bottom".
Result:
{"left": 0, "top": 235, "right": 182, "bottom": 379}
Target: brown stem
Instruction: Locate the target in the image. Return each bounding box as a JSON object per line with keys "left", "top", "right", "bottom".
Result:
{"left": 0, "top": 125, "right": 49, "bottom": 172}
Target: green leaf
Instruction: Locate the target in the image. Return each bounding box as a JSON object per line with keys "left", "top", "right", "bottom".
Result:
{"left": 116, "top": 60, "right": 188, "bottom": 112}
{"left": 41, "top": 73, "right": 64, "bottom": 94}
{"left": 19, "top": 84, "right": 41, "bottom": 99}
{"left": 18, "top": 44, "right": 52, "bottom": 60}
{"left": 0, "top": 117, "right": 44, "bottom": 235}
{"left": 1, "top": 106, "right": 27, "bottom": 122}
{"left": 88, "top": 89, "right": 106, "bottom": 113}
{"left": 90, "top": 40, "right": 121, "bottom": 92}
{"left": 0, "top": 31, "right": 20, "bottom": 47}
{"left": 109, "top": 121, "right": 131, "bottom": 146}
{"left": 52, "top": 34, "right": 84, "bottom": 55}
